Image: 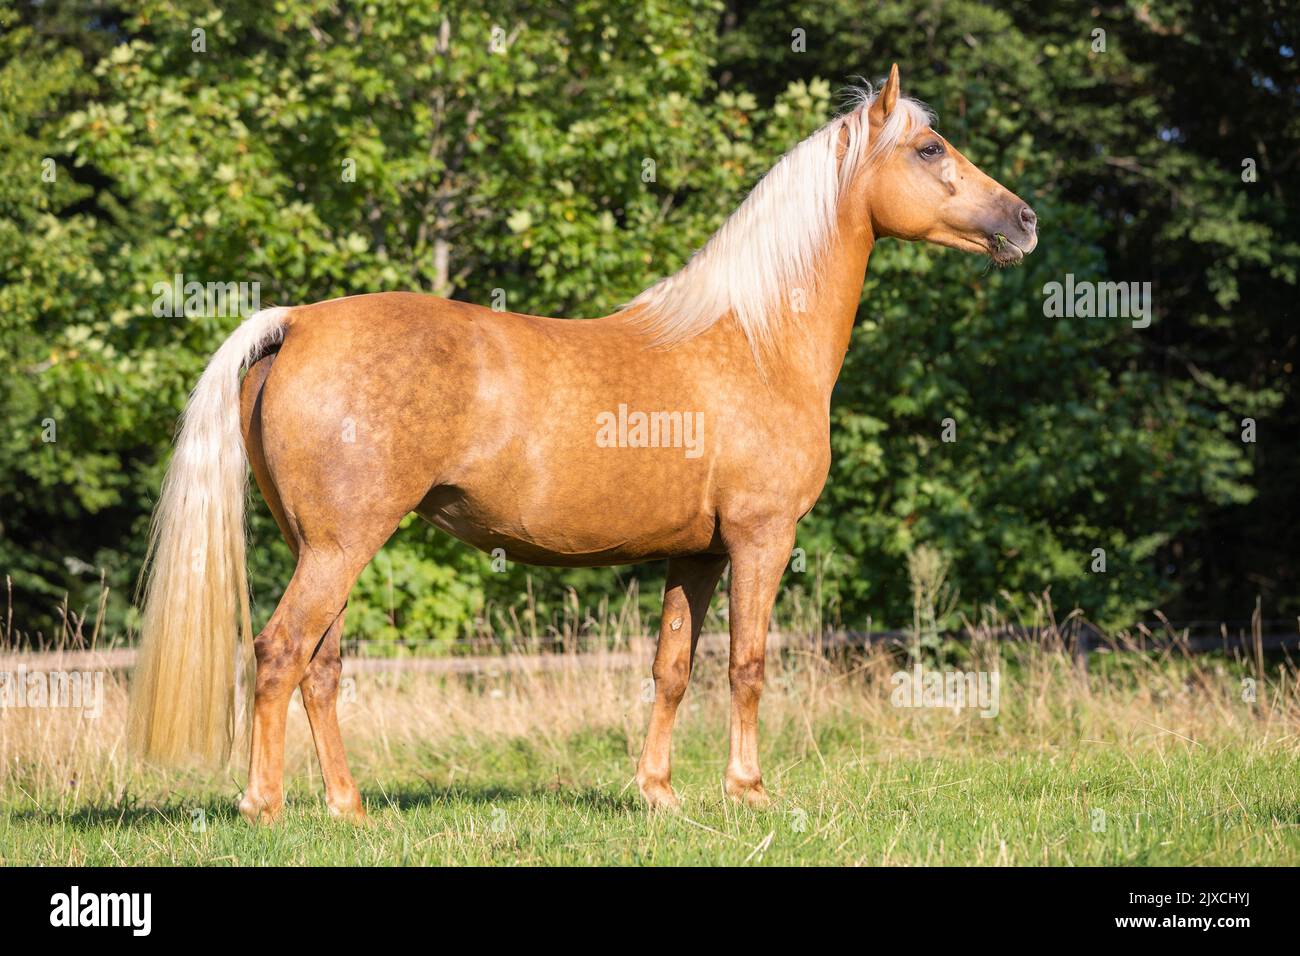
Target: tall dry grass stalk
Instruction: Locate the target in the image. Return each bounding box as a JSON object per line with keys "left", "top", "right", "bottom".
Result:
{"left": 2, "top": 573, "right": 111, "bottom": 653}
{"left": 908, "top": 544, "right": 958, "bottom": 661}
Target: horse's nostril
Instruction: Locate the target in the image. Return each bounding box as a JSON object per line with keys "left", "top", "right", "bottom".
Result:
{"left": 1020, "top": 205, "right": 1037, "bottom": 231}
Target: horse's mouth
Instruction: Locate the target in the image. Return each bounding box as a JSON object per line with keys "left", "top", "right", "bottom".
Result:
{"left": 989, "top": 234, "right": 1026, "bottom": 265}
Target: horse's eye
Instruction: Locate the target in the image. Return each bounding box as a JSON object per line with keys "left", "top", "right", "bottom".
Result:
{"left": 919, "top": 142, "right": 945, "bottom": 159}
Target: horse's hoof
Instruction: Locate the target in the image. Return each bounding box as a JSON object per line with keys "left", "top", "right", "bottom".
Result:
{"left": 724, "top": 777, "right": 771, "bottom": 808}
{"left": 637, "top": 776, "right": 682, "bottom": 811}
{"left": 238, "top": 794, "right": 283, "bottom": 825}
{"left": 327, "top": 799, "right": 367, "bottom": 824}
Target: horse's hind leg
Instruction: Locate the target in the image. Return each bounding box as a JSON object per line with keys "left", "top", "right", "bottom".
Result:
{"left": 298, "top": 607, "right": 364, "bottom": 820}
{"left": 239, "top": 541, "right": 382, "bottom": 827}
{"left": 238, "top": 353, "right": 380, "bottom": 823}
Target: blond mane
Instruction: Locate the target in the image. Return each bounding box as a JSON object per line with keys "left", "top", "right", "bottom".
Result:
{"left": 623, "top": 86, "right": 934, "bottom": 356}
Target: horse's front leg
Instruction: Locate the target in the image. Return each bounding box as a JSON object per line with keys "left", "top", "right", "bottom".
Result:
{"left": 636, "top": 553, "right": 728, "bottom": 809}
{"left": 723, "top": 522, "right": 796, "bottom": 807}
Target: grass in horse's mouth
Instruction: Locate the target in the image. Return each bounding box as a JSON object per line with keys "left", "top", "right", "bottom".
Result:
{"left": 988, "top": 232, "right": 1025, "bottom": 267}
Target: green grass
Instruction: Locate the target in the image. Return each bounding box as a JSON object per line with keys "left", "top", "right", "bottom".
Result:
{"left": 5, "top": 722, "right": 1298, "bottom": 866}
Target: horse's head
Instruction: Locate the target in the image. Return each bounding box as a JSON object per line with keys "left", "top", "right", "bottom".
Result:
{"left": 862, "top": 65, "right": 1037, "bottom": 265}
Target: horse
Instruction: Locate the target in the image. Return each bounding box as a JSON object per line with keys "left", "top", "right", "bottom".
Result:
{"left": 127, "top": 65, "right": 1037, "bottom": 822}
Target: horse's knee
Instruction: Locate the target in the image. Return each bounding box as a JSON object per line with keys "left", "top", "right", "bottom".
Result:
{"left": 729, "top": 657, "right": 764, "bottom": 702}
{"left": 652, "top": 657, "right": 691, "bottom": 704}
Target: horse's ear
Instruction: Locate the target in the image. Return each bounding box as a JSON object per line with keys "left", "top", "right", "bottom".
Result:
{"left": 869, "top": 63, "right": 901, "bottom": 125}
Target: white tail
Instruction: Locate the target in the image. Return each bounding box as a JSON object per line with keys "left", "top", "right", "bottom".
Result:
{"left": 128, "top": 306, "right": 291, "bottom": 766}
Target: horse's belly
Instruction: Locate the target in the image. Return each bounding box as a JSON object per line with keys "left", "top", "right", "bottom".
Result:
{"left": 415, "top": 482, "right": 719, "bottom": 567}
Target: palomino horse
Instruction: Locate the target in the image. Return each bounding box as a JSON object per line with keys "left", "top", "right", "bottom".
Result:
{"left": 129, "top": 65, "right": 1037, "bottom": 822}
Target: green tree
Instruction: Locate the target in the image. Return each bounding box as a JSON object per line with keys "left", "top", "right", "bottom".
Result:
{"left": 1, "top": 0, "right": 1292, "bottom": 642}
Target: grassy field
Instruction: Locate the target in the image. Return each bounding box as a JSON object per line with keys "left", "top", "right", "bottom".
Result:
{"left": 3, "top": 621, "right": 1298, "bottom": 866}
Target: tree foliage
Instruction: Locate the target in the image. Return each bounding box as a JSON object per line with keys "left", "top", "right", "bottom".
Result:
{"left": 1, "top": 0, "right": 1294, "bottom": 640}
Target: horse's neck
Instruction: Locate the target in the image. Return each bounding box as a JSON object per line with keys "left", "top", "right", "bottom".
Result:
{"left": 765, "top": 226, "right": 874, "bottom": 401}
